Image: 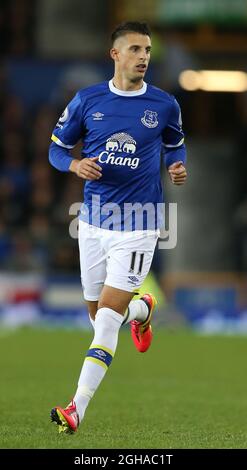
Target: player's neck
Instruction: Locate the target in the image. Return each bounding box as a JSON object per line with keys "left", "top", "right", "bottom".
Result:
{"left": 112, "top": 75, "right": 144, "bottom": 92}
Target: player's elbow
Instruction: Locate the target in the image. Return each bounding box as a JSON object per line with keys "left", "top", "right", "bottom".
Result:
{"left": 49, "top": 141, "right": 66, "bottom": 171}
{"left": 48, "top": 141, "right": 57, "bottom": 168}
{"left": 48, "top": 141, "right": 73, "bottom": 172}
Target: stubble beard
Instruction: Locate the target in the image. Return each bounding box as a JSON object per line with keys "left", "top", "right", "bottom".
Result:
{"left": 129, "top": 72, "right": 146, "bottom": 84}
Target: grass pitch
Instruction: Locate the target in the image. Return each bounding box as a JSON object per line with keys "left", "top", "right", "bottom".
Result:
{"left": 0, "top": 327, "right": 246, "bottom": 449}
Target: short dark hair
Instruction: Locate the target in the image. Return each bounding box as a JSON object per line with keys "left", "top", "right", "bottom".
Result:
{"left": 111, "top": 21, "right": 151, "bottom": 45}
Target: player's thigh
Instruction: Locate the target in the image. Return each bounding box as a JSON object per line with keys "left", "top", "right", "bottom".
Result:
{"left": 98, "top": 286, "right": 135, "bottom": 315}
{"left": 78, "top": 220, "right": 106, "bottom": 301}
{"left": 104, "top": 231, "right": 159, "bottom": 298}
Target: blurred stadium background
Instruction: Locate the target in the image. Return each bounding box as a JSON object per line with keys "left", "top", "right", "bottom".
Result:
{"left": 1, "top": 0, "right": 247, "bottom": 334}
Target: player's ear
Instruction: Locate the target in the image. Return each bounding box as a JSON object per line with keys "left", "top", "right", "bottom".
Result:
{"left": 110, "top": 48, "right": 119, "bottom": 61}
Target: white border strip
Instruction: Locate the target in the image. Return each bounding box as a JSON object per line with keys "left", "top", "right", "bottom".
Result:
{"left": 51, "top": 134, "right": 74, "bottom": 149}
{"left": 164, "top": 138, "right": 184, "bottom": 148}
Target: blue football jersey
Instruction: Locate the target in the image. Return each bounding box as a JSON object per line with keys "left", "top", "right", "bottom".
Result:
{"left": 51, "top": 79, "right": 186, "bottom": 230}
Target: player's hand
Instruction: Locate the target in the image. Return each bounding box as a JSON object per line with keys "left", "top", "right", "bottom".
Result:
{"left": 70, "top": 157, "right": 102, "bottom": 180}
{"left": 168, "top": 161, "right": 187, "bottom": 185}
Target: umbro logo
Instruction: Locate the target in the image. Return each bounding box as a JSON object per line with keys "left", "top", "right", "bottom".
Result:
{"left": 92, "top": 112, "right": 104, "bottom": 120}
{"left": 128, "top": 275, "right": 139, "bottom": 284}
{"left": 95, "top": 349, "right": 106, "bottom": 358}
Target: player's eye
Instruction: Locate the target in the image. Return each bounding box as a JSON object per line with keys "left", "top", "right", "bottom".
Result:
{"left": 130, "top": 46, "right": 139, "bottom": 52}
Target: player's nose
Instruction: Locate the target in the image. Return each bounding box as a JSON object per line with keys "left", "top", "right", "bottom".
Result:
{"left": 139, "top": 48, "right": 148, "bottom": 61}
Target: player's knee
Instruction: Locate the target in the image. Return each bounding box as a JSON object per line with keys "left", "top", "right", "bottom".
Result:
{"left": 86, "top": 301, "right": 98, "bottom": 319}
{"left": 97, "top": 301, "right": 124, "bottom": 315}
{"left": 95, "top": 307, "right": 123, "bottom": 331}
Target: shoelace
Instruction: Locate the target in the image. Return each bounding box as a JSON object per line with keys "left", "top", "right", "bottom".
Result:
{"left": 65, "top": 400, "right": 76, "bottom": 414}
{"left": 132, "top": 320, "right": 149, "bottom": 339}
{"left": 66, "top": 400, "right": 80, "bottom": 426}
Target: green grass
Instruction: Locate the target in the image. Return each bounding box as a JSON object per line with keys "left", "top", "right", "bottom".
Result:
{"left": 0, "top": 327, "right": 247, "bottom": 449}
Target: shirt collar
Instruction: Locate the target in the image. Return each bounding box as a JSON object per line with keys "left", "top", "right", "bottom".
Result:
{"left": 108, "top": 79, "right": 147, "bottom": 97}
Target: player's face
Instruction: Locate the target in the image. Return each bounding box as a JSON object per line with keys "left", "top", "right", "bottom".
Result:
{"left": 111, "top": 33, "right": 151, "bottom": 82}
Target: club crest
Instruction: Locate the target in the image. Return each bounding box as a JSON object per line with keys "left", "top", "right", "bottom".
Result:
{"left": 141, "top": 110, "right": 158, "bottom": 128}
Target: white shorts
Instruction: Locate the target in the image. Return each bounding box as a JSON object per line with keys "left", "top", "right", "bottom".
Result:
{"left": 79, "top": 220, "right": 159, "bottom": 301}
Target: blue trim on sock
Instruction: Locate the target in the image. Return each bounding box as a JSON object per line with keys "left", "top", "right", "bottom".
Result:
{"left": 86, "top": 348, "right": 113, "bottom": 368}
